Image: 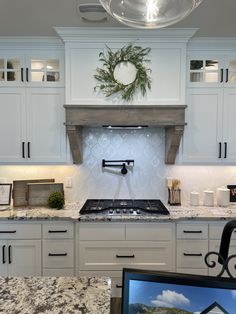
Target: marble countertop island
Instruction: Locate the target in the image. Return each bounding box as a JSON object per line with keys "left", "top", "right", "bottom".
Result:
{"left": 0, "top": 276, "right": 111, "bottom": 314}
{"left": 1, "top": 202, "right": 236, "bottom": 222}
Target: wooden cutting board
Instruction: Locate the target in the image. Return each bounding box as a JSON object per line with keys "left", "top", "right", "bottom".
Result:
{"left": 27, "top": 183, "right": 64, "bottom": 206}
{"left": 12, "top": 179, "right": 55, "bottom": 207}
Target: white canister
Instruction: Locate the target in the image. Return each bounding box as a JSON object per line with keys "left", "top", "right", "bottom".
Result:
{"left": 203, "top": 190, "right": 214, "bottom": 207}
{"left": 217, "top": 186, "right": 230, "bottom": 207}
{"left": 190, "top": 191, "right": 200, "bottom": 206}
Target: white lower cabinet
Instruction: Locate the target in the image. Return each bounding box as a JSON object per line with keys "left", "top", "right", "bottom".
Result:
{"left": 0, "top": 223, "right": 41, "bottom": 276}
{"left": 77, "top": 222, "right": 174, "bottom": 297}
{"left": 176, "top": 222, "right": 209, "bottom": 275}
{"left": 42, "top": 222, "right": 74, "bottom": 276}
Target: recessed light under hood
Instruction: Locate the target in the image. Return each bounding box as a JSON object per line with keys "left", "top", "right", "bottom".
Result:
{"left": 64, "top": 104, "right": 187, "bottom": 165}
{"left": 102, "top": 125, "right": 148, "bottom": 129}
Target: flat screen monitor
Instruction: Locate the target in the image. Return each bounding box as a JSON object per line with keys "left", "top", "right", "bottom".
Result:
{"left": 122, "top": 268, "right": 236, "bottom": 314}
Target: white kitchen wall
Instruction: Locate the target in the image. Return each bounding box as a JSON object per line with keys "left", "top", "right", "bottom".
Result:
{"left": 1, "top": 127, "right": 236, "bottom": 207}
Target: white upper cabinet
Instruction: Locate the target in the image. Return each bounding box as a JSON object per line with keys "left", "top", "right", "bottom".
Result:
{"left": 55, "top": 27, "right": 196, "bottom": 106}
{"left": 0, "top": 38, "right": 67, "bottom": 164}
{"left": 182, "top": 39, "right": 236, "bottom": 163}
{"left": 0, "top": 87, "right": 66, "bottom": 164}
{"left": 0, "top": 49, "right": 64, "bottom": 87}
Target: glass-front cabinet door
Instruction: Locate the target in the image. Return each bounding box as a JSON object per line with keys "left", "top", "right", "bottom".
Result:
{"left": 30, "top": 58, "right": 60, "bottom": 84}
{"left": 0, "top": 51, "right": 63, "bottom": 86}
{"left": 188, "top": 53, "right": 236, "bottom": 87}
{"left": 0, "top": 57, "right": 23, "bottom": 84}
{"left": 189, "top": 59, "right": 219, "bottom": 84}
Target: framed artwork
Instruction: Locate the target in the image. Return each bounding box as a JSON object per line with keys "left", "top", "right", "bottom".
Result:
{"left": 227, "top": 185, "right": 236, "bottom": 202}
{"left": 0, "top": 183, "right": 12, "bottom": 205}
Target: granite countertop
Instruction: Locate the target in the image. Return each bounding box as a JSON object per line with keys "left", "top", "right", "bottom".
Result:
{"left": 1, "top": 202, "right": 236, "bottom": 222}
{"left": 0, "top": 276, "right": 111, "bottom": 314}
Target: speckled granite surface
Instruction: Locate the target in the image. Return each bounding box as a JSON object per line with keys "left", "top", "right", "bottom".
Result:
{"left": 0, "top": 276, "right": 111, "bottom": 314}
{"left": 1, "top": 202, "right": 236, "bottom": 221}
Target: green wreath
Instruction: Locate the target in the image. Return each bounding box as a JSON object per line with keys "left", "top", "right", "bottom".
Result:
{"left": 94, "top": 44, "right": 152, "bottom": 102}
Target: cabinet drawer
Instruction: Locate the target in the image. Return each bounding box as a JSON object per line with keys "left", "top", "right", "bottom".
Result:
{"left": 209, "top": 222, "right": 236, "bottom": 240}
{"left": 79, "top": 241, "right": 172, "bottom": 271}
{"left": 79, "top": 223, "right": 125, "bottom": 241}
{"left": 0, "top": 223, "right": 41, "bottom": 239}
{"left": 43, "top": 239, "right": 74, "bottom": 268}
{"left": 177, "top": 223, "right": 208, "bottom": 239}
{"left": 43, "top": 222, "right": 74, "bottom": 239}
{"left": 177, "top": 240, "right": 208, "bottom": 268}
{"left": 126, "top": 223, "right": 173, "bottom": 241}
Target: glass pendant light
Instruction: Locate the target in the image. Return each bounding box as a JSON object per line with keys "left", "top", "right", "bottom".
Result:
{"left": 99, "top": 0, "right": 204, "bottom": 29}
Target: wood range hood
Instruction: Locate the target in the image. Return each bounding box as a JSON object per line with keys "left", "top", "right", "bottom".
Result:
{"left": 64, "top": 105, "right": 187, "bottom": 164}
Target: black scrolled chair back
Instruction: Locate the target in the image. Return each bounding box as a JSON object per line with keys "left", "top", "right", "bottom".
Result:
{"left": 205, "top": 220, "right": 236, "bottom": 278}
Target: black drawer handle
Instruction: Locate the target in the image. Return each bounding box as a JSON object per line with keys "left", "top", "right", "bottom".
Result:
{"left": 183, "top": 230, "right": 202, "bottom": 234}
{"left": 48, "top": 253, "right": 68, "bottom": 257}
{"left": 0, "top": 231, "right": 16, "bottom": 234}
{"left": 220, "top": 68, "right": 223, "bottom": 83}
{"left": 226, "top": 68, "right": 229, "bottom": 83}
{"left": 22, "top": 142, "right": 25, "bottom": 158}
{"left": 183, "top": 253, "right": 203, "bottom": 257}
{"left": 8, "top": 245, "right": 12, "bottom": 264}
{"left": 224, "top": 142, "right": 227, "bottom": 159}
{"left": 48, "top": 230, "right": 68, "bottom": 233}
{"left": 26, "top": 67, "right": 29, "bottom": 82}
{"left": 2, "top": 245, "right": 6, "bottom": 264}
{"left": 116, "top": 254, "right": 135, "bottom": 258}
{"left": 116, "top": 284, "right": 123, "bottom": 288}
{"left": 21, "top": 68, "right": 24, "bottom": 82}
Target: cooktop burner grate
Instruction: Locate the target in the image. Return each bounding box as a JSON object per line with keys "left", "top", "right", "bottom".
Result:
{"left": 80, "top": 199, "right": 170, "bottom": 215}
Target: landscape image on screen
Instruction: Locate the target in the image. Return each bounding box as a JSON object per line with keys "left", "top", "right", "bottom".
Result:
{"left": 128, "top": 279, "right": 236, "bottom": 314}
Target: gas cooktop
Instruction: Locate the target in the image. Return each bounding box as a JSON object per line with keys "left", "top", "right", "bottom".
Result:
{"left": 80, "top": 199, "right": 170, "bottom": 216}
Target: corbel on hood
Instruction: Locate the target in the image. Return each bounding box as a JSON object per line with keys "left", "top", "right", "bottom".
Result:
{"left": 64, "top": 105, "right": 186, "bottom": 164}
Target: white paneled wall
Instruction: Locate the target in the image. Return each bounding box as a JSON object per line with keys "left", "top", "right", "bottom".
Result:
{"left": 1, "top": 127, "right": 236, "bottom": 206}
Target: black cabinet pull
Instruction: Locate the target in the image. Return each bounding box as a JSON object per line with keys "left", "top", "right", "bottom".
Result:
{"left": 226, "top": 68, "right": 229, "bottom": 83}
{"left": 220, "top": 68, "right": 224, "bottom": 83}
{"left": 224, "top": 142, "right": 227, "bottom": 159}
{"left": 8, "top": 245, "right": 12, "bottom": 264}
{"left": 183, "top": 253, "right": 203, "bottom": 257}
{"left": 116, "top": 254, "right": 135, "bottom": 258}
{"left": 21, "top": 68, "right": 24, "bottom": 82}
{"left": 27, "top": 142, "right": 31, "bottom": 158}
{"left": 48, "top": 230, "right": 68, "bottom": 233}
{"left": 26, "top": 68, "right": 29, "bottom": 82}
{"left": 22, "top": 142, "right": 25, "bottom": 158}
{"left": 116, "top": 284, "right": 123, "bottom": 288}
{"left": 0, "top": 231, "right": 16, "bottom": 234}
{"left": 218, "top": 142, "right": 222, "bottom": 158}
{"left": 48, "top": 253, "right": 67, "bottom": 257}
{"left": 2, "top": 245, "right": 6, "bottom": 264}
{"left": 183, "top": 230, "right": 202, "bottom": 234}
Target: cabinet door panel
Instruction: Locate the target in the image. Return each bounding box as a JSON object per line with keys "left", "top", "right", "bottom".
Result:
{"left": 182, "top": 88, "right": 223, "bottom": 163}
{"left": 222, "top": 89, "right": 236, "bottom": 162}
{"left": 26, "top": 88, "right": 66, "bottom": 162}
{"left": 8, "top": 240, "right": 41, "bottom": 276}
{"left": 0, "top": 88, "right": 26, "bottom": 162}
{"left": 0, "top": 241, "right": 8, "bottom": 276}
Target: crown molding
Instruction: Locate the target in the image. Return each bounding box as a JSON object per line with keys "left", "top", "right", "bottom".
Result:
{"left": 0, "top": 36, "right": 64, "bottom": 49}
{"left": 54, "top": 27, "right": 198, "bottom": 44}
{"left": 188, "top": 37, "right": 236, "bottom": 50}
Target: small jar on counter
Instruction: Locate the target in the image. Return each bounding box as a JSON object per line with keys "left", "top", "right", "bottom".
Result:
{"left": 203, "top": 189, "right": 215, "bottom": 207}
{"left": 190, "top": 191, "right": 200, "bottom": 206}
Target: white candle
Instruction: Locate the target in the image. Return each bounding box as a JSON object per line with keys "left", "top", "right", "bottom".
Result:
{"left": 190, "top": 191, "right": 199, "bottom": 206}
{"left": 203, "top": 190, "right": 214, "bottom": 207}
